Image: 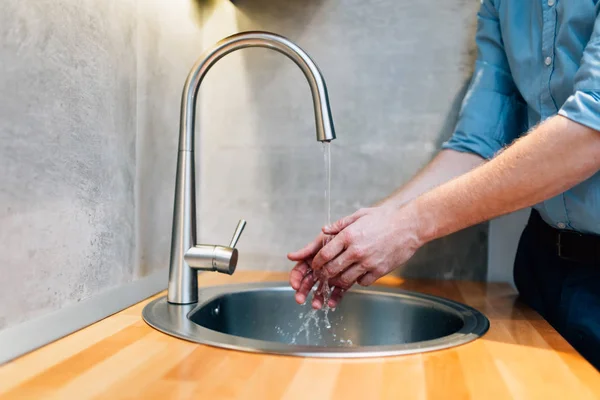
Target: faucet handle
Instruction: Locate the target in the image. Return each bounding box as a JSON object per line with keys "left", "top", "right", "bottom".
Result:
{"left": 184, "top": 219, "right": 246, "bottom": 276}
{"left": 229, "top": 219, "right": 246, "bottom": 248}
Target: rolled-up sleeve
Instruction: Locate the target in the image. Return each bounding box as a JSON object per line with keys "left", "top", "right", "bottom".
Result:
{"left": 442, "top": 0, "right": 526, "bottom": 160}
{"left": 559, "top": 15, "right": 600, "bottom": 131}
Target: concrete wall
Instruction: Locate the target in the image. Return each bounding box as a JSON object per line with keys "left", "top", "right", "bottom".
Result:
{"left": 0, "top": 0, "right": 203, "bottom": 335}
{"left": 0, "top": 0, "right": 138, "bottom": 330}
{"left": 0, "top": 0, "right": 491, "bottom": 338}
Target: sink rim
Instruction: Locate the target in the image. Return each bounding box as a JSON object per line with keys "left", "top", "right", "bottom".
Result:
{"left": 142, "top": 281, "right": 489, "bottom": 358}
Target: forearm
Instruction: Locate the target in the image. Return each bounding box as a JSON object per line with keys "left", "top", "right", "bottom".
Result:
{"left": 378, "top": 149, "right": 485, "bottom": 208}
{"left": 413, "top": 116, "right": 600, "bottom": 243}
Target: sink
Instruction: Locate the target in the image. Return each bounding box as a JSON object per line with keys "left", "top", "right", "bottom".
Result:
{"left": 143, "top": 282, "right": 489, "bottom": 358}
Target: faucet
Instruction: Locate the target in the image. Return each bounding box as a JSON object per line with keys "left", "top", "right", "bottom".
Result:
{"left": 167, "top": 31, "right": 336, "bottom": 304}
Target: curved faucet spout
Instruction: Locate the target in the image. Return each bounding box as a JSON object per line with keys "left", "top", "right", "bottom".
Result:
{"left": 168, "top": 31, "right": 336, "bottom": 304}
{"left": 180, "top": 31, "right": 336, "bottom": 151}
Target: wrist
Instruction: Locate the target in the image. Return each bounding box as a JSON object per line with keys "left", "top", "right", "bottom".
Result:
{"left": 401, "top": 197, "right": 438, "bottom": 247}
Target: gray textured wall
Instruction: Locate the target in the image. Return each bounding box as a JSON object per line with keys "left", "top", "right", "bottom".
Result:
{"left": 1, "top": 0, "right": 485, "bottom": 333}
{"left": 0, "top": 0, "right": 202, "bottom": 331}
{"left": 0, "top": 0, "right": 138, "bottom": 330}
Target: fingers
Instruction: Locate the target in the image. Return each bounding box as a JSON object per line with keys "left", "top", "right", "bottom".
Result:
{"left": 311, "top": 281, "right": 325, "bottom": 309}
{"left": 322, "top": 264, "right": 364, "bottom": 307}
{"left": 289, "top": 260, "right": 310, "bottom": 291}
{"left": 322, "top": 208, "right": 368, "bottom": 235}
{"left": 357, "top": 271, "right": 379, "bottom": 286}
{"left": 287, "top": 233, "right": 326, "bottom": 261}
{"left": 336, "top": 263, "right": 366, "bottom": 288}
{"left": 311, "top": 234, "right": 347, "bottom": 271}
{"left": 290, "top": 208, "right": 365, "bottom": 262}
{"left": 323, "top": 265, "right": 361, "bottom": 308}
{"left": 328, "top": 286, "right": 345, "bottom": 308}
{"left": 295, "top": 269, "right": 316, "bottom": 304}
{"left": 320, "top": 247, "right": 361, "bottom": 279}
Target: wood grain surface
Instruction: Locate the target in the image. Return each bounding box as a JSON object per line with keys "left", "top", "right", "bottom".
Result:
{"left": 1, "top": 271, "right": 599, "bottom": 399}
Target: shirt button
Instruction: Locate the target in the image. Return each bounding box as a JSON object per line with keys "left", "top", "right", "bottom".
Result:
{"left": 557, "top": 222, "right": 566, "bottom": 229}
{"left": 544, "top": 56, "right": 553, "bottom": 66}
{"left": 548, "top": 0, "right": 555, "bottom": 6}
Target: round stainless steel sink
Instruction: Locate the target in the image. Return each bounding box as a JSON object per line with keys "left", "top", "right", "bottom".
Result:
{"left": 142, "top": 282, "right": 489, "bottom": 358}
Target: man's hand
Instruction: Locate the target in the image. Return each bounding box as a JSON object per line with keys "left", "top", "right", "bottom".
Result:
{"left": 288, "top": 205, "right": 425, "bottom": 309}
{"left": 288, "top": 232, "right": 341, "bottom": 308}
{"left": 287, "top": 149, "right": 485, "bottom": 310}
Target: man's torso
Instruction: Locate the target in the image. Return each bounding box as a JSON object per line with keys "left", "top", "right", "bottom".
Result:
{"left": 496, "top": 1, "right": 600, "bottom": 233}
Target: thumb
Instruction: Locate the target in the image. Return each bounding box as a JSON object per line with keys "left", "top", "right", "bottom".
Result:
{"left": 322, "top": 208, "right": 369, "bottom": 235}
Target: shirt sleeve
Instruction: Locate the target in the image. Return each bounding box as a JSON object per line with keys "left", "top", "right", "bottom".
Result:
{"left": 442, "top": 0, "right": 527, "bottom": 160}
{"left": 559, "top": 15, "right": 600, "bottom": 131}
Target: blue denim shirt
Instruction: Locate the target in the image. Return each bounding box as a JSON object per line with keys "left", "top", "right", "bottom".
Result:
{"left": 443, "top": 0, "right": 600, "bottom": 234}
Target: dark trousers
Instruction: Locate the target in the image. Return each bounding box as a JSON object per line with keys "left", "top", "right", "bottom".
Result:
{"left": 514, "top": 210, "right": 600, "bottom": 370}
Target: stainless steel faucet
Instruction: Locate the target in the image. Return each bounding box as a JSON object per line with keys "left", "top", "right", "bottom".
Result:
{"left": 167, "top": 31, "right": 336, "bottom": 304}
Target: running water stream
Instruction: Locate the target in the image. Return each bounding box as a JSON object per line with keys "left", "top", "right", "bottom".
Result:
{"left": 324, "top": 141, "right": 331, "bottom": 235}
{"left": 288, "top": 143, "right": 352, "bottom": 346}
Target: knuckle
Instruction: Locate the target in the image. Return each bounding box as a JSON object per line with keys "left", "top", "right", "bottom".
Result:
{"left": 346, "top": 248, "right": 357, "bottom": 260}
{"left": 321, "top": 248, "right": 334, "bottom": 260}
{"left": 324, "top": 263, "right": 337, "bottom": 277}
{"left": 342, "top": 229, "right": 355, "bottom": 243}
{"left": 351, "top": 246, "right": 366, "bottom": 259}
{"left": 316, "top": 248, "right": 327, "bottom": 260}
{"left": 361, "top": 259, "right": 375, "bottom": 271}
{"left": 338, "top": 275, "right": 353, "bottom": 287}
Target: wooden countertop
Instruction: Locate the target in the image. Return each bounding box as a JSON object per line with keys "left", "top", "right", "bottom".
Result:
{"left": 1, "top": 271, "right": 599, "bottom": 399}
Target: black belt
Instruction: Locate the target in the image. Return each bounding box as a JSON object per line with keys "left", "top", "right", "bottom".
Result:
{"left": 529, "top": 210, "right": 600, "bottom": 264}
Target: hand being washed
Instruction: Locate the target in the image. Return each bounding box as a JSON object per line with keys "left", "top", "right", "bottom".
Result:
{"left": 287, "top": 205, "right": 425, "bottom": 309}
